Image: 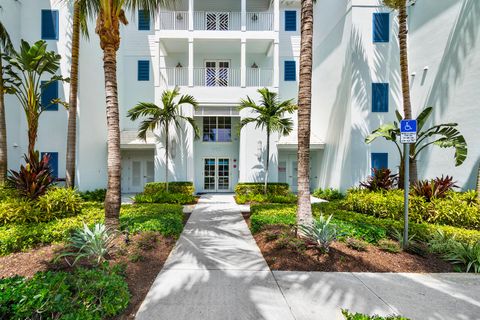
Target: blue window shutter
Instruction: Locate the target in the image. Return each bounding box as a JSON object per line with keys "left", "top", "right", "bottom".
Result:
{"left": 284, "top": 11, "right": 297, "bottom": 31}
{"left": 373, "top": 13, "right": 390, "bottom": 43}
{"left": 284, "top": 61, "right": 296, "bottom": 81}
{"left": 138, "top": 10, "right": 151, "bottom": 30}
{"left": 41, "top": 10, "right": 59, "bottom": 40}
{"left": 41, "top": 81, "right": 59, "bottom": 111}
{"left": 41, "top": 152, "right": 59, "bottom": 178}
{"left": 372, "top": 83, "right": 389, "bottom": 112}
{"left": 371, "top": 153, "right": 388, "bottom": 171}
{"left": 138, "top": 60, "right": 150, "bottom": 81}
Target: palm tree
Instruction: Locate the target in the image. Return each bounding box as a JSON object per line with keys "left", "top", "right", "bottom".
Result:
{"left": 127, "top": 87, "right": 199, "bottom": 193}
{"left": 71, "top": 0, "right": 173, "bottom": 229}
{"left": 239, "top": 88, "right": 296, "bottom": 194}
{"left": 65, "top": 2, "right": 83, "bottom": 188}
{"left": 297, "top": 0, "right": 315, "bottom": 228}
{"left": 0, "top": 14, "right": 13, "bottom": 184}
{"left": 4, "top": 40, "right": 67, "bottom": 156}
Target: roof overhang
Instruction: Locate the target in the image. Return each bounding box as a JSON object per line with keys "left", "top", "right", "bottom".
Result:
{"left": 120, "top": 131, "right": 156, "bottom": 150}
{"left": 277, "top": 132, "right": 325, "bottom": 150}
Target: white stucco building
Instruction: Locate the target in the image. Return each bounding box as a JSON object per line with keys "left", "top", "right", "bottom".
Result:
{"left": 1, "top": 0, "right": 479, "bottom": 193}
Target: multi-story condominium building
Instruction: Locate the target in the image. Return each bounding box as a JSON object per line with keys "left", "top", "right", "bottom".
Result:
{"left": 1, "top": 0, "right": 479, "bottom": 193}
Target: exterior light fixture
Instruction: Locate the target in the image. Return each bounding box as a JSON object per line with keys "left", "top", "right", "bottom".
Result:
{"left": 176, "top": 62, "right": 183, "bottom": 68}
{"left": 251, "top": 62, "right": 258, "bottom": 68}
{"left": 251, "top": 14, "right": 258, "bottom": 22}
{"left": 176, "top": 13, "right": 183, "bottom": 20}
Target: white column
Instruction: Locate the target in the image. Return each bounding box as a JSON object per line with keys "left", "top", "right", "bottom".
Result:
{"left": 241, "top": 0, "right": 246, "bottom": 31}
{"left": 273, "top": 0, "right": 280, "bottom": 32}
{"left": 188, "top": 39, "right": 194, "bottom": 87}
{"left": 273, "top": 41, "right": 279, "bottom": 88}
{"left": 241, "top": 40, "right": 246, "bottom": 87}
{"left": 188, "top": 0, "right": 194, "bottom": 31}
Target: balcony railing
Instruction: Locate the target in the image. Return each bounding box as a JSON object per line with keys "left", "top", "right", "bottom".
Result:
{"left": 159, "top": 68, "right": 273, "bottom": 87}
{"left": 158, "top": 11, "right": 273, "bottom": 31}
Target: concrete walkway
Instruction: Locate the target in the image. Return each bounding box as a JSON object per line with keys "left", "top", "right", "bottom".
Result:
{"left": 136, "top": 194, "right": 480, "bottom": 320}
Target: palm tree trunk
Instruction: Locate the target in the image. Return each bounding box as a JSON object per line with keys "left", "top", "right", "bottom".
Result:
{"left": 102, "top": 44, "right": 121, "bottom": 230}
{"left": 476, "top": 163, "right": 480, "bottom": 201}
{"left": 66, "top": 2, "right": 80, "bottom": 188}
{"left": 296, "top": 0, "right": 314, "bottom": 228}
{"left": 0, "top": 55, "right": 7, "bottom": 184}
{"left": 165, "top": 124, "right": 169, "bottom": 193}
{"left": 264, "top": 129, "right": 270, "bottom": 195}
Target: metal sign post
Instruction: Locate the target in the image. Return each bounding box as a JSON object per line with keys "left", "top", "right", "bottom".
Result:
{"left": 400, "top": 119, "right": 417, "bottom": 249}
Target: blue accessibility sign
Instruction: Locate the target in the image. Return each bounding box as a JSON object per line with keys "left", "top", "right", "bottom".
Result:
{"left": 400, "top": 120, "right": 417, "bottom": 133}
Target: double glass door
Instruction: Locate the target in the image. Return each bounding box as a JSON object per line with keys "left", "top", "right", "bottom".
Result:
{"left": 204, "top": 158, "right": 230, "bottom": 192}
{"left": 205, "top": 60, "right": 230, "bottom": 87}
{"left": 129, "top": 159, "right": 154, "bottom": 193}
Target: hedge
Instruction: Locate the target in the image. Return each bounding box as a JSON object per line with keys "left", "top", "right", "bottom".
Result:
{"left": 343, "top": 189, "right": 480, "bottom": 230}
{"left": 249, "top": 202, "right": 480, "bottom": 245}
{"left": 235, "top": 193, "right": 297, "bottom": 204}
{"left": 144, "top": 182, "right": 195, "bottom": 195}
{"left": 134, "top": 192, "right": 196, "bottom": 205}
{"left": 234, "top": 183, "right": 290, "bottom": 196}
{"left": 0, "top": 203, "right": 184, "bottom": 256}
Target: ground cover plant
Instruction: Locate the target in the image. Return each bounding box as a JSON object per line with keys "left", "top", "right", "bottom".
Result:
{"left": 312, "top": 188, "right": 344, "bottom": 201}
{"left": 79, "top": 188, "right": 107, "bottom": 202}
{"left": 134, "top": 181, "right": 196, "bottom": 205}
{"left": 342, "top": 310, "right": 410, "bottom": 320}
{"left": 234, "top": 182, "right": 296, "bottom": 204}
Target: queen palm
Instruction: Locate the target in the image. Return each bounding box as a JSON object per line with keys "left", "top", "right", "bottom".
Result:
{"left": 239, "top": 88, "right": 296, "bottom": 194}
{"left": 0, "top": 14, "right": 13, "bottom": 184}
{"left": 128, "top": 87, "right": 199, "bottom": 193}
{"left": 297, "top": 0, "right": 316, "bottom": 228}
{"left": 70, "top": 0, "right": 173, "bottom": 228}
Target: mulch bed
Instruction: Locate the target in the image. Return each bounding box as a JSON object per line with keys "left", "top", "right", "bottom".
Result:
{"left": 252, "top": 225, "right": 453, "bottom": 273}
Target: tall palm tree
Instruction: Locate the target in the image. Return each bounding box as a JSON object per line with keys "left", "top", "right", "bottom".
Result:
{"left": 0, "top": 14, "right": 13, "bottom": 184}
{"left": 383, "top": 0, "right": 414, "bottom": 184}
{"left": 71, "top": 0, "right": 172, "bottom": 229}
{"left": 127, "top": 87, "right": 199, "bottom": 193}
{"left": 239, "top": 88, "right": 296, "bottom": 194}
{"left": 297, "top": 0, "right": 315, "bottom": 228}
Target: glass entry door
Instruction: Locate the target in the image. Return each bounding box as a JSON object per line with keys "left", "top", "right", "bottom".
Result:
{"left": 130, "top": 159, "right": 155, "bottom": 193}
{"left": 203, "top": 158, "right": 230, "bottom": 192}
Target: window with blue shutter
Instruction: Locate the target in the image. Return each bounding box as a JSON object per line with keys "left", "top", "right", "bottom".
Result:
{"left": 41, "top": 10, "right": 59, "bottom": 40}
{"left": 138, "top": 10, "right": 150, "bottom": 31}
{"left": 284, "top": 61, "right": 296, "bottom": 81}
{"left": 372, "top": 83, "right": 389, "bottom": 112}
{"left": 41, "top": 152, "right": 59, "bottom": 178}
{"left": 371, "top": 153, "right": 388, "bottom": 171}
{"left": 284, "top": 10, "right": 297, "bottom": 31}
{"left": 373, "top": 13, "right": 390, "bottom": 43}
{"left": 138, "top": 60, "right": 150, "bottom": 81}
{"left": 41, "top": 81, "right": 59, "bottom": 111}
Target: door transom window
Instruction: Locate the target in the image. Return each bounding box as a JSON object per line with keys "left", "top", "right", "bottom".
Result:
{"left": 203, "top": 117, "right": 232, "bottom": 142}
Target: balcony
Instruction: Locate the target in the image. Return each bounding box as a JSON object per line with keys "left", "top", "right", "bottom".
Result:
{"left": 159, "top": 67, "right": 273, "bottom": 87}
{"left": 158, "top": 11, "right": 274, "bottom": 31}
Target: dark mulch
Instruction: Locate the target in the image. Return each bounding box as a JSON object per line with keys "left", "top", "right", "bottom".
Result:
{"left": 253, "top": 225, "right": 453, "bottom": 273}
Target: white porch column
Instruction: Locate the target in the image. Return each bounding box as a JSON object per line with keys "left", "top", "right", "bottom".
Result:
{"left": 273, "top": 0, "right": 279, "bottom": 32}
{"left": 241, "top": 0, "right": 246, "bottom": 31}
{"left": 273, "top": 41, "right": 279, "bottom": 88}
{"left": 241, "top": 40, "right": 246, "bottom": 87}
{"left": 188, "top": 39, "right": 194, "bottom": 87}
{"left": 188, "top": 0, "right": 194, "bottom": 31}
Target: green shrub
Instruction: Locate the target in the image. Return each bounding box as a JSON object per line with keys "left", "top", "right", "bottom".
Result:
{"left": 343, "top": 189, "right": 480, "bottom": 230}
{"left": 346, "top": 238, "right": 368, "bottom": 251}
{"left": 37, "top": 187, "right": 83, "bottom": 218}
{"left": 428, "top": 229, "right": 459, "bottom": 255}
{"left": 0, "top": 266, "right": 129, "bottom": 319}
{"left": 0, "top": 185, "right": 18, "bottom": 201}
{"left": 79, "top": 188, "right": 107, "bottom": 202}
{"left": 250, "top": 204, "right": 297, "bottom": 233}
{"left": 444, "top": 241, "right": 480, "bottom": 273}
{"left": 378, "top": 239, "right": 401, "bottom": 253}
{"left": 0, "top": 203, "right": 184, "bottom": 255}
{"left": 235, "top": 193, "right": 297, "bottom": 204}
{"left": 0, "top": 197, "right": 43, "bottom": 224}
{"left": 144, "top": 182, "right": 194, "bottom": 195}
{"left": 134, "top": 192, "right": 196, "bottom": 205}
{"left": 342, "top": 310, "right": 410, "bottom": 320}
{"left": 235, "top": 183, "right": 290, "bottom": 196}
{"left": 312, "top": 188, "right": 344, "bottom": 201}
{"left": 299, "top": 214, "right": 338, "bottom": 253}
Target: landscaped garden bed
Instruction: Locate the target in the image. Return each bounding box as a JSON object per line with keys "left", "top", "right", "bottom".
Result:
{"left": 234, "top": 182, "right": 297, "bottom": 204}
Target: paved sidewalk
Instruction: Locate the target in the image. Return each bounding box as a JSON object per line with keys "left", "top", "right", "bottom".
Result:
{"left": 136, "top": 194, "right": 480, "bottom": 320}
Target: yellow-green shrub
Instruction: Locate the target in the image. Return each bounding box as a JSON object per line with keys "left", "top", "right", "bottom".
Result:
{"left": 37, "top": 188, "right": 83, "bottom": 219}
{"left": 0, "top": 198, "right": 43, "bottom": 224}
{"left": 234, "top": 183, "right": 290, "bottom": 196}
{"left": 144, "top": 182, "right": 194, "bottom": 195}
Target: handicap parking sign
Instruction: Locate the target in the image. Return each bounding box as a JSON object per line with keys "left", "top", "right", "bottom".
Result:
{"left": 400, "top": 120, "right": 417, "bottom": 143}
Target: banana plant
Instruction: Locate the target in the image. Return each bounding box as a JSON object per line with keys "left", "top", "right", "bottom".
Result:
{"left": 366, "top": 107, "right": 467, "bottom": 185}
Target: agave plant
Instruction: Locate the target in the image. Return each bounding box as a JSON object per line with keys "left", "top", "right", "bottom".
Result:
{"left": 299, "top": 214, "right": 338, "bottom": 254}
{"left": 7, "top": 152, "right": 54, "bottom": 199}
{"left": 444, "top": 241, "right": 480, "bottom": 273}
{"left": 411, "top": 175, "right": 458, "bottom": 202}
{"left": 57, "top": 223, "right": 117, "bottom": 266}
{"left": 360, "top": 168, "right": 398, "bottom": 191}
{"left": 366, "top": 107, "right": 467, "bottom": 186}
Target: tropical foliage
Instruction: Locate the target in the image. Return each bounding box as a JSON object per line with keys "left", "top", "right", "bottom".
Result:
{"left": 360, "top": 168, "right": 398, "bottom": 191}
{"left": 299, "top": 214, "right": 338, "bottom": 253}
{"left": 128, "top": 87, "right": 199, "bottom": 193}
{"left": 411, "top": 175, "right": 458, "bottom": 202}
{"left": 366, "top": 107, "right": 467, "bottom": 184}
{"left": 239, "top": 88, "right": 296, "bottom": 194}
